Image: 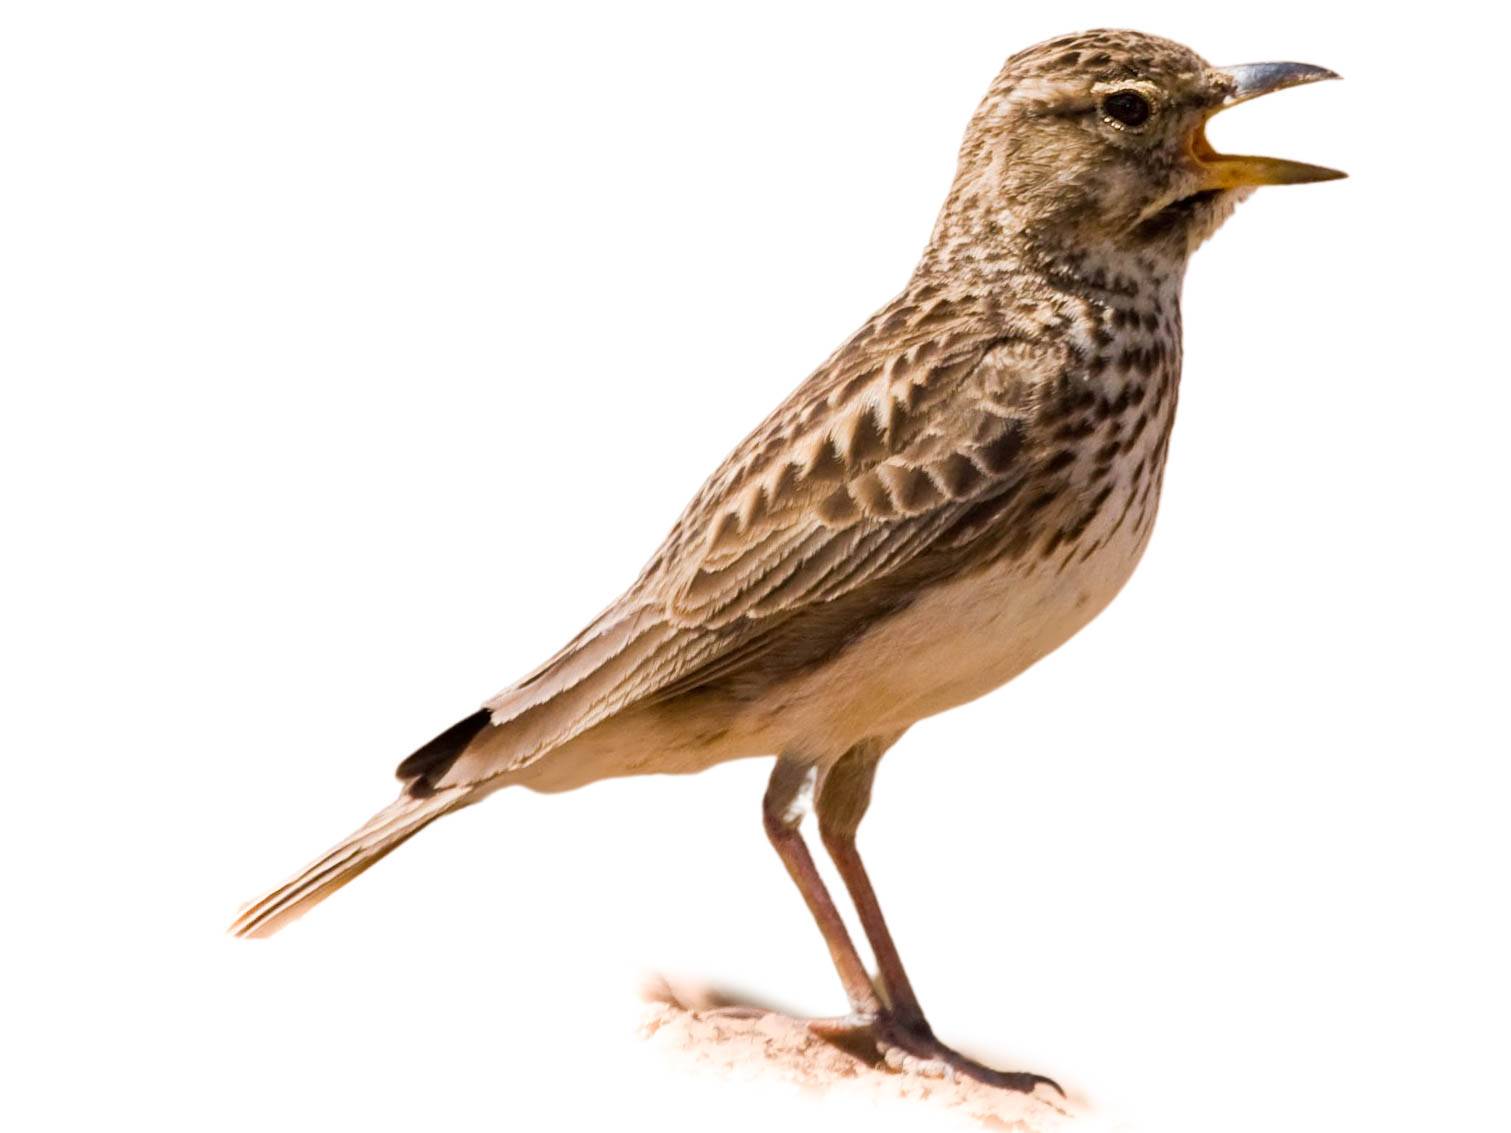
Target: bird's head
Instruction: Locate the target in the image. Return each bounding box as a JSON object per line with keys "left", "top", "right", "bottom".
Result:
{"left": 929, "top": 29, "right": 1343, "bottom": 270}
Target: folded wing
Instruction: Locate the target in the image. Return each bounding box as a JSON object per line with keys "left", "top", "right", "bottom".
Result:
{"left": 405, "top": 297, "right": 1052, "bottom": 794}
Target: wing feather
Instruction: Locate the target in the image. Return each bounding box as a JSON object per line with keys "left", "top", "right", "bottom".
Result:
{"left": 427, "top": 297, "right": 1058, "bottom": 789}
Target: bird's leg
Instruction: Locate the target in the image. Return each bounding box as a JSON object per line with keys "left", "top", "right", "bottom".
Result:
{"left": 762, "top": 754, "right": 884, "bottom": 1021}
{"left": 812, "top": 741, "right": 1064, "bottom": 1097}
{"left": 814, "top": 743, "right": 931, "bottom": 1038}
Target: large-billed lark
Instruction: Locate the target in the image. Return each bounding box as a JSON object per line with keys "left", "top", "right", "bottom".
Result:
{"left": 234, "top": 29, "right": 1342, "bottom": 1090}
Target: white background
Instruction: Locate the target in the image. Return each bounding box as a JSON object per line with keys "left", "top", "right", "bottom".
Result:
{"left": 4, "top": 2, "right": 1507, "bottom": 1131}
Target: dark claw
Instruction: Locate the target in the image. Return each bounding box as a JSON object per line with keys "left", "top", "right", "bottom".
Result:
{"left": 808, "top": 1011, "right": 1063, "bottom": 1098}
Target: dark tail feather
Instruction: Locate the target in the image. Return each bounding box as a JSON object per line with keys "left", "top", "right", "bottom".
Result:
{"left": 395, "top": 709, "right": 492, "bottom": 796}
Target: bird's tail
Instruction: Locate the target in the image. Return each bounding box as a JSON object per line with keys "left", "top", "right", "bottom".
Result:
{"left": 229, "top": 789, "right": 467, "bottom": 939}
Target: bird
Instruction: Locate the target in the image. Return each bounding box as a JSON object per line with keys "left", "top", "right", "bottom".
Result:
{"left": 232, "top": 28, "right": 1342, "bottom": 1092}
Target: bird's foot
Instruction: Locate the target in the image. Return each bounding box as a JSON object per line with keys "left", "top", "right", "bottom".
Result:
{"left": 808, "top": 1011, "right": 1063, "bottom": 1097}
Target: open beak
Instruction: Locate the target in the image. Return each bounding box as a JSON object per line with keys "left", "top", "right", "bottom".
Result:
{"left": 1191, "top": 62, "right": 1345, "bottom": 188}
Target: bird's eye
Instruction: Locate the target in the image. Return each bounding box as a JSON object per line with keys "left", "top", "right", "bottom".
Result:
{"left": 1101, "top": 90, "right": 1153, "bottom": 129}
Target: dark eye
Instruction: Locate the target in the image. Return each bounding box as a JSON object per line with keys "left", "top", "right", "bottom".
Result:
{"left": 1102, "top": 90, "right": 1152, "bottom": 128}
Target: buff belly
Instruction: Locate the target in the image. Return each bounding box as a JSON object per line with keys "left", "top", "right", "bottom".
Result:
{"left": 763, "top": 503, "right": 1161, "bottom": 759}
